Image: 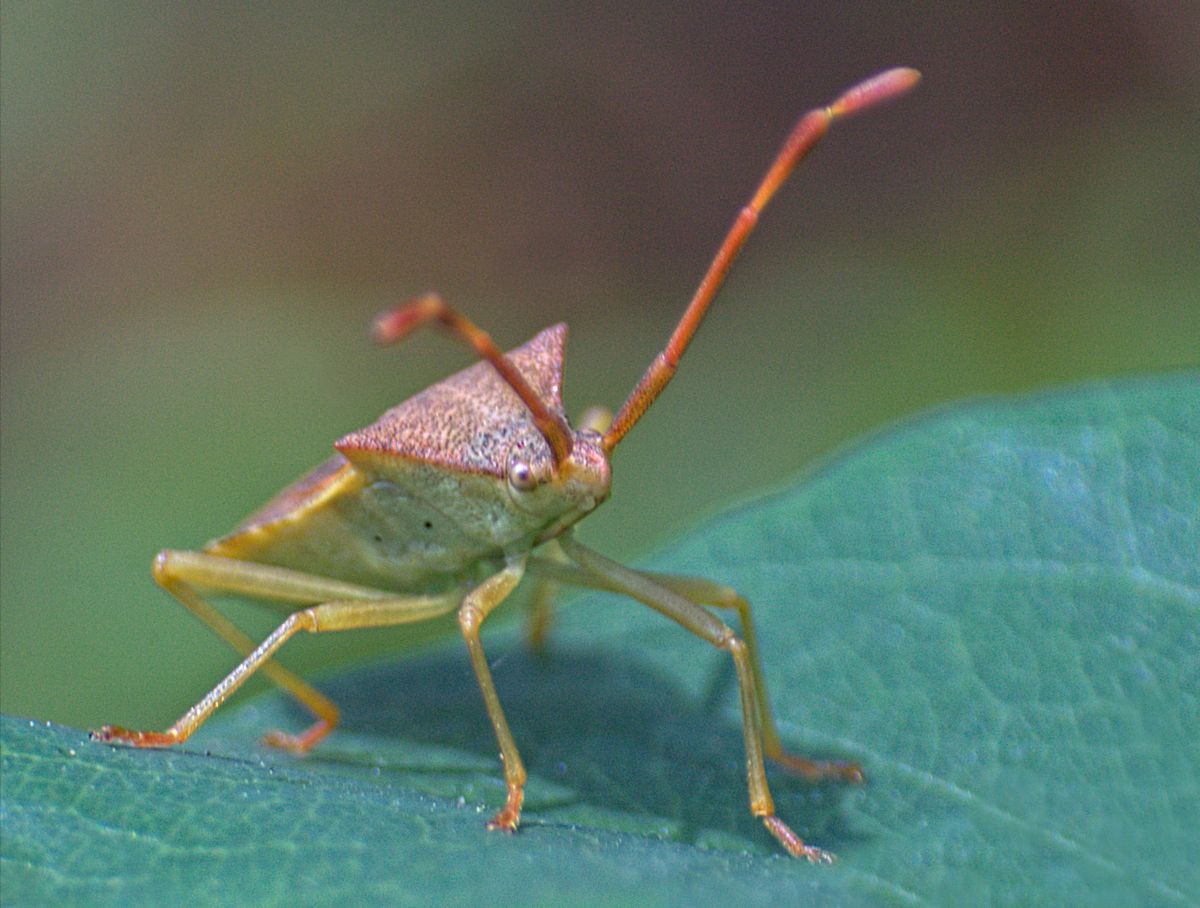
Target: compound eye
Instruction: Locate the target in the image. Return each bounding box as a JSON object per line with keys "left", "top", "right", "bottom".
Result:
{"left": 508, "top": 459, "right": 537, "bottom": 492}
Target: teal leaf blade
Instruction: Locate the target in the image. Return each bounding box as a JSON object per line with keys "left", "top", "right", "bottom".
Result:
{"left": 3, "top": 374, "right": 1196, "bottom": 906}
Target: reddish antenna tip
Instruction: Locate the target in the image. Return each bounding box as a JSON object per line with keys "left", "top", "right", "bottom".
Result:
{"left": 373, "top": 293, "right": 442, "bottom": 345}
{"left": 829, "top": 67, "right": 921, "bottom": 119}
{"left": 370, "top": 315, "right": 399, "bottom": 344}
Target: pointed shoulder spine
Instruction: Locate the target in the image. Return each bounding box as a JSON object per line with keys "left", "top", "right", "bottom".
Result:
{"left": 334, "top": 323, "right": 570, "bottom": 474}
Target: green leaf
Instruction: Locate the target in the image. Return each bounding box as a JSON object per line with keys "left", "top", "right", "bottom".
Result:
{"left": 3, "top": 374, "right": 1196, "bottom": 906}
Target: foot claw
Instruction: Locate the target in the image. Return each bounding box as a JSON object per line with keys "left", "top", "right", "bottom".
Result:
{"left": 485, "top": 810, "right": 520, "bottom": 833}
{"left": 261, "top": 730, "right": 307, "bottom": 754}
{"left": 485, "top": 785, "right": 524, "bottom": 833}
{"left": 773, "top": 753, "right": 865, "bottom": 784}
{"left": 90, "top": 725, "right": 178, "bottom": 748}
{"left": 762, "top": 815, "right": 837, "bottom": 863}
{"left": 799, "top": 845, "right": 837, "bottom": 865}
{"left": 260, "top": 720, "right": 330, "bottom": 754}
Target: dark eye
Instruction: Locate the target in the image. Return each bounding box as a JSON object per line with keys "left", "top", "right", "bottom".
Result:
{"left": 508, "top": 460, "right": 536, "bottom": 492}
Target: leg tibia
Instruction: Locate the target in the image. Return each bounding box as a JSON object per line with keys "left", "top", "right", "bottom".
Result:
{"left": 457, "top": 561, "right": 528, "bottom": 832}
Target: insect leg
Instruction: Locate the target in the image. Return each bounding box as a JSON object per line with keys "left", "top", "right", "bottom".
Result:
{"left": 626, "top": 572, "right": 862, "bottom": 784}
{"left": 525, "top": 577, "right": 558, "bottom": 654}
{"left": 149, "top": 550, "right": 367, "bottom": 751}
{"left": 522, "top": 538, "right": 576, "bottom": 653}
{"left": 456, "top": 558, "right": 529, "bottom": 832}
{"left": 552, "top": 534, "right": 837, "bottom": 863}
{"left": 528, "top": 552, "right": 862, "bottom": 782}
{"left": 94, "top": 550, "right": 459, "bottom": 753}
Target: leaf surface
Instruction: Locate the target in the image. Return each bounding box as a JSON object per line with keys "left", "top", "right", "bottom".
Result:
{"left": 3, "top": 374, "right": 1196, "bottom": 906}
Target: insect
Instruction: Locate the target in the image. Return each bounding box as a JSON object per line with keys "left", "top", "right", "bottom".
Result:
{"left": 94, "top": 67, "right": 919, "bottom": 862}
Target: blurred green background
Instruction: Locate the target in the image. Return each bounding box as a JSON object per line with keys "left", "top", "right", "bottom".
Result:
{"left": 3, "top": 4, "right": 1197, "bottom": 732}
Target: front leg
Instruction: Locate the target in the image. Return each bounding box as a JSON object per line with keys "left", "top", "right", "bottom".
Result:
{"left": 94, "top": 550, "right": 460, "bottom": 752}
{"left": 456, "top": 558, "right": 529, "bottom": 832}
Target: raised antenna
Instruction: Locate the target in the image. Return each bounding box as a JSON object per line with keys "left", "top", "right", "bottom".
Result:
{"left": 602, "top": 67, "right": 921, "bottom": 453}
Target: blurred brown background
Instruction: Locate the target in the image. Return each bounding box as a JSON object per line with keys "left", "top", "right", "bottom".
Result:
{"left": 3, "top": 3, "right": 1197, "bottom": 730}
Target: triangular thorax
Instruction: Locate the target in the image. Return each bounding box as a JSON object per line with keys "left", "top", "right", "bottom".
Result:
{"left": 336, "top": 323, "right": 567, "bottom": 476}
